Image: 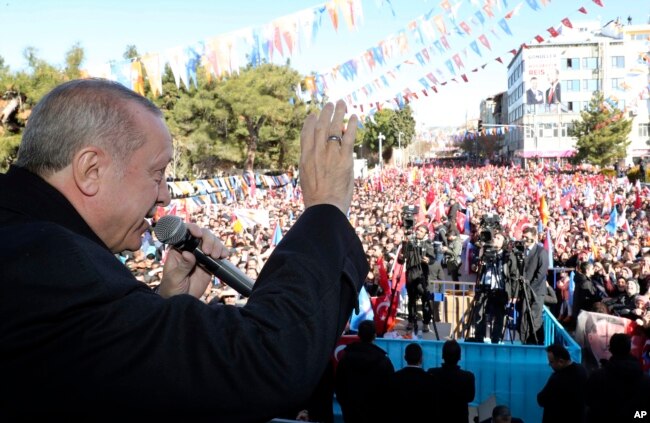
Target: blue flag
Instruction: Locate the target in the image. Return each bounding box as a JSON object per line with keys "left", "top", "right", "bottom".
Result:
{"left": 605, "top": 207, "right": 618, "bottom": 235}
{"left": 349, "top": 286, "right": 374, "bottom": 332}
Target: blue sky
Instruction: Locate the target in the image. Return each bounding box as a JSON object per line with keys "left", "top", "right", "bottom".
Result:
{"left": 0, "top": 0, "right": 646, "bottom": 127}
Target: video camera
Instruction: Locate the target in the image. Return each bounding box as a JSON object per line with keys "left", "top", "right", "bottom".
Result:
{"left": 402, "top": 205, "right": 419, "bottom": 231}
{"left": 478, "top": 213, "right": 501, "bottom": 246}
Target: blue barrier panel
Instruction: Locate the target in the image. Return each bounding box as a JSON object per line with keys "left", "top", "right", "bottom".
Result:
{"left": 333, "top": 307, "right": 581, "bottom": 422}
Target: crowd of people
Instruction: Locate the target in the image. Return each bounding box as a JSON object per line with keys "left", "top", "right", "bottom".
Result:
{"left": 134, "top": 159, "right": 650, "bottom": 340}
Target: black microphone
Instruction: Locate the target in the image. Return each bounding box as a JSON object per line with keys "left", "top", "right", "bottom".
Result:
{"left": 153, "top": 215, "right": 254, "bottom": 297}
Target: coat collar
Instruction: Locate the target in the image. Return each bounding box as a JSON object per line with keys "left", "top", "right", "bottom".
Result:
{"left": 0, "top": 165, "right": 109, "bottom": 251}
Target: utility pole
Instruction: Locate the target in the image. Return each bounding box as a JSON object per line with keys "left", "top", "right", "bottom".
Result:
{"left": 378, "top": 132, "right": 385, "bottom": 171}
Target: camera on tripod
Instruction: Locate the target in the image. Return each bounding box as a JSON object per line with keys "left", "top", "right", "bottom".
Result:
{"left": 477, "top": 213, "right": 502, "bottom": 264}
{"left": 510, "top": 240, "right": 526, "bottom": 261}
{"left": 402, "top": 205, "right": 419, "bottom": 231}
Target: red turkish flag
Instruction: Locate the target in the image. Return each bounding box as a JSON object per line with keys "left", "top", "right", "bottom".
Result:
{"left": 547, "top": 26, "right": 560, "bottom": 37}
{"left": 456, "top": 210, "right": 467, "bottom": 233}
{"left": 561, "top": 18, "right": 573, "bottom": 28}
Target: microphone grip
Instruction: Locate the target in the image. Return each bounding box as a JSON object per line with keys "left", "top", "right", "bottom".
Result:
{"left": 194, "top": 247, "right": 254, "bottom": 297}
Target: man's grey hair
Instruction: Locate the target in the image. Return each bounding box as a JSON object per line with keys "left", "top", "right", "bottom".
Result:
{"left": 16, "top": 78, "right": 162, "bottom": 177}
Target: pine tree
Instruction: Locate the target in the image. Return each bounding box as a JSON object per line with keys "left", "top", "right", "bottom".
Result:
{"left": 570, "top": 91, "right": 631, "bottom": 167}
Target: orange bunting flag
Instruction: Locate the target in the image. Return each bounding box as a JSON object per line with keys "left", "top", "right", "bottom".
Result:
{"left": 326, "top": 1, "right": 339, "bottom": 31}
{"left": 539, "top": 195, "right": 549, "bottom": 227}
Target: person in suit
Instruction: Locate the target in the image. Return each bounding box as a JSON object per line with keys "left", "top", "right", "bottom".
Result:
{"left": 334, "top": 320, "right": 395, "bottom": 423}
{"left": 526, "top": 76, "right": 544, "bottom": 105}
{"left": 0, "top": 79, "right": 368, "bottom": 420}
{"left": 537, "top": 344, "right": 588, "bottom": 423}
{"left": 586, "top": 333, "right": 650, "bottom": 423}
{"left": 519, "top": 226, "right": 549, "bottom": 345}
{"left": 390, "top": 343, "right": 437, "bottom": 422}
{"left": 545, "top": 68, "right": 562, "bottom": 108}
{"left": 427, "top": 340, "right": 476, "bottom": 423}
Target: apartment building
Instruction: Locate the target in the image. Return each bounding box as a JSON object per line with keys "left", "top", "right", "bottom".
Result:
{"left": 502, "top": 19, "right": 650, "bottom": 165}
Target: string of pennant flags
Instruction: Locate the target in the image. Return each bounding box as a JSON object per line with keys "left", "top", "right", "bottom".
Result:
{"left": 85, "top": 0, "right": 366, "bottom": 96}
{"left": 344, "top": 0, "right": 607, "bottom": 123}
{"left": 166, "top": 172, "right": 292, "bottom": 202}
{"left": 309, "top": 0, "right": 526, "bottom": 104}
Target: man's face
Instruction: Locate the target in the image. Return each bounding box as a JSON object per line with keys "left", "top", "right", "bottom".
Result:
{"left": 494, "top": 234, "right": 505, "bottom": 250}
{"left": 587, "top": 318, "right": 625, "bottom": 362}
{"left": 546, "top": 351, "right": 566, "bottom": 372}
{"left": 96, "top": 105, "right": 173, "bottom": 252}
{"left": 416, "top": 227, "right": 428, "bottom": 240}
{"left": 522, "top": 231, "right": 536, "bottom": 249}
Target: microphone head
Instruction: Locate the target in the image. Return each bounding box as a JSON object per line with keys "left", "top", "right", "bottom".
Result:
{"left": 154, "top": 215, "right": 187, "bottom": 245}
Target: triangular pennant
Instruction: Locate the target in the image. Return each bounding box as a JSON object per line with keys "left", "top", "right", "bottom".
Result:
{"left": 469, "top": 40, "right": 481, "bottom": 56}
{"left": 498, "top": 18, "right": 513, "bottom": 36}
{"left": 561, "top": 17, "right": 573, "bottom": 28}
{"left": 525, "top": 0, "right": 540, "bottom": 11}
{"left": 478, "top": 34, "right": 491, "bottom": 50}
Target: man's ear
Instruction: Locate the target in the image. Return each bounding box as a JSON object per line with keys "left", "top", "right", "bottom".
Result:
{"left": 72, "top": 147, "right": 106, "bottom": 196}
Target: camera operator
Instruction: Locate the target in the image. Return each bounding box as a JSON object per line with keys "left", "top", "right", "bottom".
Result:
{"left": 474, "top": 231, "right": 515, "bottom": 344}
{"left": 518, "top": 226, "right": 549, "bottom": 345}
{"left": 399, "top": 223, "right": 435, "bottom": 333}
{"left": 443, "top": 228, "right": 463, "bottom": 283}
{"left": 429, "top": 220, "right": 447, "bottom": 322}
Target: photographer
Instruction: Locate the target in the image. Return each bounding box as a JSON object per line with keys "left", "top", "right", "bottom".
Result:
{"left": 473, "top": 231, "right": 515, "bottom": 344}
{"left": 430, "top": 220, "right": 448, "bottom": 322}
{"left": 399, "top": 222, "right": 435, "bottom": 333}
{"left": 443, "top": 228, "right": 463, "bottom": 283}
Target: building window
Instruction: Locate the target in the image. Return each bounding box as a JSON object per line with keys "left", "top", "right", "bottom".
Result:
{"left": 611, "top": 78, "right": 623, "bottom": 90}
{"left": 639, "top": 123, "right": 650, "bottom": 138}
{"left": 611, "top": 56, "right": 625, "bottom": 68}
{"left": 561, "top": 58, "right": 581, "bottom": 70}
{"left": 582, "top": 79, "right": 601, "bottom": 92}
{"left": 582, "top": 57, "right": 599, "bottom": 70}
{"left": 565, "top": 79, "right": 581, "bottom": 92}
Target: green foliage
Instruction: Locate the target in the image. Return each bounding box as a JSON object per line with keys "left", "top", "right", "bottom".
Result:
{"left": 0, "top": 45, "right": 316, "bottom": 178}
{"left": 570, "top": 91, "right": 632, "bottom": 167}
{"left": 626, "top": 165, "right": 648, "bottom": 183}
{"left": 216, "top": 63, "right": 306, "bottom": 172}
{"left": 599, "top": 168, "right": 617, "bottom": 178}
{"left": 360, "top": 106, "right": 416, "bottom": 165}
{"left": 0, "top": 133, "right": 21, "bottom": 170}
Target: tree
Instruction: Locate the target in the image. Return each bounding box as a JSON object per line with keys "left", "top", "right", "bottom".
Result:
{"left": 216, "top": 63, "right": 306, "bottom": 172}
{"left": 360, "top": 106, "right": 415, "bottom": 166}
{"left": 570, "top": 91, "right": 632, "bottom": 167}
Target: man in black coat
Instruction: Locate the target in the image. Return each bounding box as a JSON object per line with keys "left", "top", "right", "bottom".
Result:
{"left": 335, "top": 320, "right": 395, "bottom": 423}
{"left": 586, "top": 333, "right": 650, "bottom": 422}
{"left": 0, "top": 79, "right": 368, "bottom": 421}
{"left": 427, "top": 340, "right": 475, "bottom": 423}
{"left": 390, "top": 343, "right": 438, "bottom": 422}
{"left": 537, "top": 344, "right": 588, "bottom": 423}
{"left": 520, "top": 226, "right": 550, "bottom": 345}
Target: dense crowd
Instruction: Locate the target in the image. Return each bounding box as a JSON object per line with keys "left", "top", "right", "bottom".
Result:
{"left": 128, "top": 162, "right": 650, "bottom": 338}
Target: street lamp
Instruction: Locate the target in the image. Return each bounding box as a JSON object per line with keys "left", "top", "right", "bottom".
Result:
{"left": 378, "top": 132, "right": 385, "bottom": 171}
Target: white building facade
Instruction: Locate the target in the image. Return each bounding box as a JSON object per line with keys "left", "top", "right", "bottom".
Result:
{"left": 503, "top": 21, "right": 650, "bottom": 165}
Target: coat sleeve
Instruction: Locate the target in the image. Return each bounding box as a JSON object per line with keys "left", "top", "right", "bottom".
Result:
{"left": 3, "top": 205, "right": 368, "bottom": 421}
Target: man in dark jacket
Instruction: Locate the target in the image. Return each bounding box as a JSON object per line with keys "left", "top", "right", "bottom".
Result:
{"left": 586, "top": 333, "right": 650, "bottom": 422}
{"left": 390, "top": 343, "right": 438, "bottom": 422}
{"left": 537, "top": 344, "right": 588, "bottom": 423}
{"left": 520, "top": 226, "right": 549, "bottom": 345}
{"left": 335, "top": 320, "right": 395, "bottom": 423}
{"left": 0, "top": 79, "right": 368, "bottom": 421}
{"left": 427, "top": 340, "right": 475, "bottom": 423}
